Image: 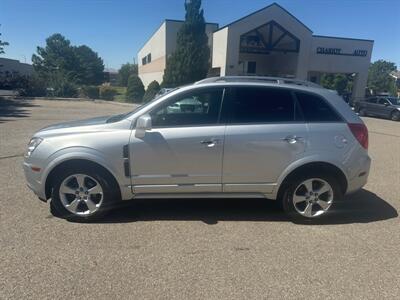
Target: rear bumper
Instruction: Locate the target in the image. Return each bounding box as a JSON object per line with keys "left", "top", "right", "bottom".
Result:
{"left": 346, "top": 154, "right": 371, "bottom": 194}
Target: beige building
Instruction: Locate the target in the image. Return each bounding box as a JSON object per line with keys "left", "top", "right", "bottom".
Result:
{"left": 138, "top": 3, "right": 373, "bottom": 100}
{"left": 138, "top": 19, "right": 218, "bottom": 87}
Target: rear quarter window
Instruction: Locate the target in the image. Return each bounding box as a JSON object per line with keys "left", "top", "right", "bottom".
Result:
{"left": 295, "top": 92, "right": 342, "bottom": 122}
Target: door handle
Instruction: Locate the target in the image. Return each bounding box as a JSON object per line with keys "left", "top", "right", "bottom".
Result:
{"left": 200, "top": 139, "right": 219, "bottom": 147}
{"left": 282, "top": 135, "right": 304, "bottom": 144}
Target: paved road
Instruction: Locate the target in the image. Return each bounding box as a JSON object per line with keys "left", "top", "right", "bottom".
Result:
{"left": 1, "top": 98, "right": 399, "bottom": 299}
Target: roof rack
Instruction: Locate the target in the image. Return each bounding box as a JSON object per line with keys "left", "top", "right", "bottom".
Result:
{"left": 195, "top": 76, "right": 322, "bottom": 88}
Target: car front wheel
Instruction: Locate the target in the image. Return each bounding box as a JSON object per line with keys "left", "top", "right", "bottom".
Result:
{"left": 391, "top": 110, "right": 400, "bottom": 121}
{"left": 359, "top": 108, "right": 367, "bottom": 116}
{"left": 50, "top": 166, "right": 118, "bottom": 221}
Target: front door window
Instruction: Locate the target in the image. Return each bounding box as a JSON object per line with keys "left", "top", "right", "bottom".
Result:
{"left": 150, "top": 89, "right": 223, "bottom": 128}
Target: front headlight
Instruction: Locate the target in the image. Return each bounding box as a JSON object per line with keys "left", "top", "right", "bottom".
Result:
{"left": 25, "top": 137, "right": 43, "bottom": 157}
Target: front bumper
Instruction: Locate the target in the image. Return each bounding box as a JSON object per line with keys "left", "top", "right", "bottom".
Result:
{"left": 23, "top": 161, "right": 47, "bottom": 201}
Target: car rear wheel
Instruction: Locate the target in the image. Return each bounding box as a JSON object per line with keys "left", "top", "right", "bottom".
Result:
{"left": 282, "top": 173, "right": 341, "bottom": 222}
{"left": 391, "top": 110, "right": 400, "bottom": 121}
{"left": 50, "top": 166, "right": 118, "bottom": 221}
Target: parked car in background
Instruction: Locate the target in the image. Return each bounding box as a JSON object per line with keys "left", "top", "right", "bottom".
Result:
{"left": 24, "top": 76, "right": 371, "bottom": 222}
{"left": 355, "top": 96, "right": 400, "bottom": 121}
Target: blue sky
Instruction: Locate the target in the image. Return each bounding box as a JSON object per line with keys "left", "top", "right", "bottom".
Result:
{"left": 1, "top": 0, "right": 399, "bottom": 69}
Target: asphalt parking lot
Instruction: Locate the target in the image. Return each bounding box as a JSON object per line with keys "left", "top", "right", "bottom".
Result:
{"left": 1, "top": 98, "right": 399, "bottom": 299}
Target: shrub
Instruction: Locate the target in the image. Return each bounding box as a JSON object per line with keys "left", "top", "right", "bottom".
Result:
{"left": 126, "top": 75, "right": 145, "bottom": 103}
{"left": 45, "top": 74, "right": 78, "bottom": 98}
{"left": 143, "top": 80, "right": 161, "bottom": 103}
{"left": 117, "top": 63, "right": 138, "bottom": 86}
{"left": 53, "top": 80, "right": 78, "bottom": 98}
{"left": 17, "top": 75, "right": 47, "bottom": 97}
{"left": 0, "top": 74, "right": 46, "bottom": 96}
{"left": 80, "top": 85, "right": 99, "bottom": 99}
{"left": 99, "top": 86, "right": 117, "bottom": 101}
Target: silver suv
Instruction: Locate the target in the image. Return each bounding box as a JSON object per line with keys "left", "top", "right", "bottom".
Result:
{"left": 23, "top": 77, "right": 371, "bottom": 222}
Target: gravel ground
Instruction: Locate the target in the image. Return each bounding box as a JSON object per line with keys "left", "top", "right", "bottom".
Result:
{"left": 0, "top": 98, "right": 399, "bottom": 299}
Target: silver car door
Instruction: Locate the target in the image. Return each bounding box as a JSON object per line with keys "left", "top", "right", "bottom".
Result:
{"left": 222, "top": 87, "right": 307, "bottom": 194}
{"left": 129, "top": 88, "right": 225, "bottom": 194}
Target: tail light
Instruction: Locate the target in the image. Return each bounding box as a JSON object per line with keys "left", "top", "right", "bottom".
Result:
{"left": 348, "top": 123, "right": 368, "bottom": 149}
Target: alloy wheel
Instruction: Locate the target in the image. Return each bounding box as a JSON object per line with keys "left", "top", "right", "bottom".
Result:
{"left": 292, "top": 178, "right": 333, "bottom": 218}
{"left": 59, "top": 174, "right": 104, "bottom": 216}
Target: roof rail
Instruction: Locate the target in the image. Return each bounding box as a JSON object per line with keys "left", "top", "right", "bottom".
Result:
{"left": 195, "top": 76, "right": 322, "bottom": 88}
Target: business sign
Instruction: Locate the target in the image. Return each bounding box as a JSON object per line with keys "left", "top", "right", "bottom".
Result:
{"left": 316, "top": 47, "right": 367, "bottom": 57}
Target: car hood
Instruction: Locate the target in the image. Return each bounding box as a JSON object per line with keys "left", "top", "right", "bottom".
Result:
{"left": 35, "top": 115, "right": 131, "bottom": 139}
{"left": 39, "top": 115, "right": 111, "bottom": 131}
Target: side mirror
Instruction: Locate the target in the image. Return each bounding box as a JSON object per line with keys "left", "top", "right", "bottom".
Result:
{"left": 384, "top": 102, "right": 390, "bottom": 106}
{"left": 135, "top": 114, "right": 152, "bottom": 138}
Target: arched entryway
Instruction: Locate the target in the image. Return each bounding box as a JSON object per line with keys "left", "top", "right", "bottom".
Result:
{"left": 238, "top": 21, "right": 300, "bottom": 77}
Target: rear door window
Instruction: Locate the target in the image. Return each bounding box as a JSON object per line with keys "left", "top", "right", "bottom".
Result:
{"left": 226, "top": 87, "right": 300, "bottom": 124}
{"left": 295, "top": 92, "right": 342, "bottom": 122}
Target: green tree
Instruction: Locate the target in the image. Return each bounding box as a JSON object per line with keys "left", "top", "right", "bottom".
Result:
{"left": 320, "top": 73, "right": 353, "bottom": 95}
{"left": 163, "top": 0, "right": 210, "bottom": 86}
{"left": 320, "top": 74, "right": 335, "bottom": 90}
{"left": 368, "top": 60, "right": 397, "bottom": 95}
{"left": 32, "top": 34, "right": 77, "bottom": 82}
{"left": 117, "top": 63, "right": 138, "bottom": 86}
{"left": 143, "top": 80, "right": 161, "bottom": 102}
{"left": 73, "top": 45, "right": 104, "bottom": 85}
{"left": 126, "top": 75, "right": 145, "bottom": 103}
{"left": 0, "top": 25, "right": 9, "bottom": 54}
{"left": 333, "top": 74, "right": 349, "bottom": 95}
{"left": 32, "top": 33, "right": 105, "bottom": 87}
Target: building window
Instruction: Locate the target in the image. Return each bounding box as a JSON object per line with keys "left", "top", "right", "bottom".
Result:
{"left": 247, "top": 61, "right": 256, "bottom": 74}
{"left": 142, "top": 53, "right": 152, "bottom": 66}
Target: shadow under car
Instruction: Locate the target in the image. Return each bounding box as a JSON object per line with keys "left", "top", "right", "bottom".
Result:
{"left": 60, "top": 189, "right": 398, "bottom": 225}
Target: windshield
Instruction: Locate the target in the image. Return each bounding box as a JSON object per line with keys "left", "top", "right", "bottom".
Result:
{"left": 388, "top": 97, "right": 400, "bottom": 105}
{"left": 106, "top": 88, "right": 179, "bottom": 122}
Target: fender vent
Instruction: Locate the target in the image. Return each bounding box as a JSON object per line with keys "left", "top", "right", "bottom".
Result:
{"left": 123, "top": 144, "right": 129, "bottom": 158}
{"left": 123, "top": 145, "right": 130, "bottom": 177}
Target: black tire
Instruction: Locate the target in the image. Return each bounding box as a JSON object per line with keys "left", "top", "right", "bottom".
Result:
{"left": 391, "top": 110, "right": 400, "bottom": 121}
{"left": 50, "top": 165, "right": 119, "bottom": 222}
{"left": 281, "top": 172, "right": 342, "bottom": 223}
{"left": 359, "top": 108, "right": 367, "bottom": 117}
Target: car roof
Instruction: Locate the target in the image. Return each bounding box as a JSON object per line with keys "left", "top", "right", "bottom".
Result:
{"left": 195, "top": 76, "right": 322, "bottom": 88}
{"left": 188, "top": 81, "right": 329, "bottom": 95}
